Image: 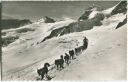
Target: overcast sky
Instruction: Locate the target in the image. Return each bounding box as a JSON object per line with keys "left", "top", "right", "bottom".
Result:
{"left": 2, "top": 1, "right": 119, "bottom": 22}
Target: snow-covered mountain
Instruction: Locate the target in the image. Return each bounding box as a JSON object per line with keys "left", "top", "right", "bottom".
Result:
{"left": 42, "top": 1, "right": 127, "bottom": 42}
{"left": 1, "top": 19, "right": 32, "bottom": 30}
{"left": 2, "top": 1, "right": 127, "bottom": 80}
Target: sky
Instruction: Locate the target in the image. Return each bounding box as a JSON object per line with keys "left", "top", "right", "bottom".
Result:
{"left": 2, "top": 1, "right": 119, "bottom": 22}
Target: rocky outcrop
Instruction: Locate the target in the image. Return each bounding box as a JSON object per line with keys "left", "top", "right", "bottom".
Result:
{"left": 78, "top": 5, "right": 103, "bottom": 21}
{"left": 20, "top": 19, "right": 32, "bottom": 26}
{"left": 42, "top": 1, "right": 127, "bottom": 42}
{"left": 2, "top": 36, "right": 19, "bottom": 47}
{"left": 78, "top": 10, "right": 92, "bottom": 21}
{"left": 42, "top": 13, "right": 104, "bottom": 42}
{"left": 116, "top": 16, "right": 127, "bottom": 29}
{"left": 44, "top": 16, "right": 55, "bottom": 23}
{"left": 111, "top": 1, "right": 127, "bottom": 15}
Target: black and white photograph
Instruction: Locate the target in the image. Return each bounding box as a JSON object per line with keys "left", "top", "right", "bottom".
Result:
{"left": 0, "top": 0, "right": 127, "bottom": 81}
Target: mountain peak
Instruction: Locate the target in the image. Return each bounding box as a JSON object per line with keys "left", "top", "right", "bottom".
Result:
{"left": 111, "top": 1, "right": 127, "bottom": 15}
{"left": 78, "top": 5, "right": 103, "bottom": 21}
{"left": 44, "top": 16, "right": 55, "bottom": 23}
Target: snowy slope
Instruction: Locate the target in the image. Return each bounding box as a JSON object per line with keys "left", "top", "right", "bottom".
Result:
{"left": 2, "top": 1, "right": 127, "bottom": 80}
{"left": 2, "top": 18, "right": 77, "bottom": 80}
{"left": 41, "top": 1, "right": 123, "bottom": 42}
{"left": 2, "top": 31, "right": 86, "bottom": 80}
{"left": 3, "top": 12, "right": 126, "bottom": 80}
{"left": 2, "top": 18, "right": 75, "bottom": 50}
{"left": 53, "top": 13, "right": 127, "bottom": 80}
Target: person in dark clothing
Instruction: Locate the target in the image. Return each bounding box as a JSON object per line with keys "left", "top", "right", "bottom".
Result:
{"left": 37, "top": 63, "right": 50, "bottom": 80}
{"left": 55, "top": 55, "right": 64, "bottom": 70}
{"left": 75, "top": 48, "right": 79, "bottom": 56}
{"left": 83, "top": 37, "right": 88, "bottom": 50}
{"left": 64, "top": 53, "right": 70, "bottom": 65}
{"left": 69, "top": 50, "right": 75, "bottom": 59}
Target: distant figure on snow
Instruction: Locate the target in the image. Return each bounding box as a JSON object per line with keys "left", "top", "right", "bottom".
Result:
{"left": 69, "top": 50, "right": 75, "bottom": 59}
{"left": 55, "top": 55, "right": 64, "bottom": 70}
{"left": 64, "top": 53, "right": 70, "bottom": 65}
{"left": 37, "top": 63, "right": 50, "bottom": 80}
{"left": 83, "top": 37, "right": 88, "bottom": 50}
{"left": 75, "top": 48, "right": 80, "bottom": 56}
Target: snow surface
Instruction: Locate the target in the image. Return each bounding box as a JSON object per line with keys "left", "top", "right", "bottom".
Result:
{"left": 102, "top": 6, "right": 116, "bottom": 16}
{"left": 53, "top": 14, "right": 127, "bottom": 80}
{"left": 2, "top": 5, "right": 127, "bottom": 80}
{"left": 2, "top": 18, "right": 78, "bottom": 80}
{"left": 88, "top": 8, "right": 100, "bottom": 19}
